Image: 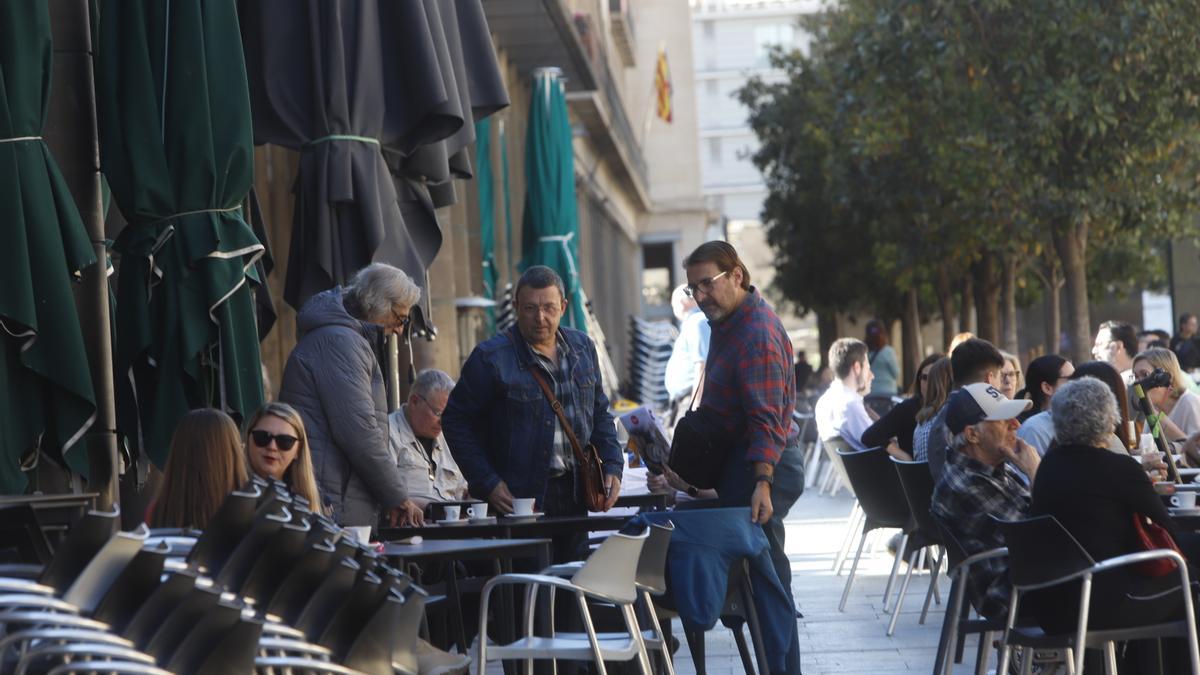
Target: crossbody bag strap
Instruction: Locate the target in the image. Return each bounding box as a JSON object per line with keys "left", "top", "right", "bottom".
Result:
{"left": 528, "top": 367, "right": 588, "bottom": 465}
{"left": 688, "top": 367, "right": 706, "bottom": 412}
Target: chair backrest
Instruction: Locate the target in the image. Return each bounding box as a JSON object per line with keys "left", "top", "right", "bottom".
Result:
{"left": 168, "top": 600, "right": 262, "bottom": 675}
{"left": 186, "top": 487, "right": 261, "bottom": 575}
{"left": 213, "top": 503, "right": 291, "bottom": 595}
{"left": 294, "top": 557, "right": 360, "bottom": 641}
{"left": 341, "top": 595, "right": 402, "bottom": 674}
{"left": 636, "top": 521, "right": 674, "bottom": 595}
{"left": 0, "top": 504, "right": 54, "bottom": 565}
{"left": 92, "top": 545, "right": 169, "bottom": 633}
{"left": 994, "top": 515, "right": 1095, "bottom": 589}
{"left": 822, "top": 437, "right": 856, "bottom": 495}
{"left": 38, "top": 506, "right": 121, "bottom": 591}
{"left": 571, "top": 528, "right": 650, "bottom": 603}
{"left": 62, "top": 524, "right": 148, "bottom": 613}
{"left": 266, "top": 538, "right": 339, "bottom": 622}
{"left": 238, "top": 514, "right": 311, "bottom": 607}
{"left": 391, "top": 585, "right": 427, "bottom": 675}
{"left": 124, "top": 572, "right": 200, "bottom": 648}
{"left": 891, "top": 458, "right": 941, "bottom": 541}
{"left": 143, "top": 583, "right": 223, "bottom": 664}
{"left": 936, "top": 520, "right": 970, "bottom": 571}
{"left": 837, "top": 447, "right": 911, "bottom": 529}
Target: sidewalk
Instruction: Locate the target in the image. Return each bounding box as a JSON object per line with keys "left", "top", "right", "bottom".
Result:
{"left": 670, "top": 489, "right": 992, "bottom": 674}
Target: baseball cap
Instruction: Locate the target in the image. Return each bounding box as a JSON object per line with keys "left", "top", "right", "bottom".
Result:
{"left": 944, "top": 383, "right": 1032, "bottom": 434}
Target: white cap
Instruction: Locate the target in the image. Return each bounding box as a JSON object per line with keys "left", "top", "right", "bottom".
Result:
{"left": 945, "top": 383, "right": 1033, "bottom": 434}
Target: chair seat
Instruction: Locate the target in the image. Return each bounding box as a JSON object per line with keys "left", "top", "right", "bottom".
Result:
{"left": 552, "top": 629, "right": 662, "bottom": 647}
{"left": 486, "top": 635, "right": 642, "bottom": 662}
{"left": 1007, "top": 619, "right": 1193, "bottom": 649}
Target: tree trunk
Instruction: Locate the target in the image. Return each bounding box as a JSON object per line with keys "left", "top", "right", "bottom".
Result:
{"left": 1043, "top": 266, "right": 1062, "bottom": 355}
{"left": 935, "top": 267, "right": 957, "bottom": 353}
{"left": 816, "top": 308, "right": 839, "bottom": 369}
{"left": 1053, "top": 221, "right": 1091, "bottom": 364}
{"left": 973, "top": 257, "right": 1001, "bottom": 345}
{"left": 961, "top": 273, "right": 975, "bottom": 336}
{"left": 901, "top": 287, "right": 922, "bottom": 391}
{"left": 1001, "top": 255, "right": 1019, "bottom": 355}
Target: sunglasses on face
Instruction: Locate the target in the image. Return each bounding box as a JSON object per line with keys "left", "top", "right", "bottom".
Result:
{"left": 250, "top": 430, "right": 299, "bottom": 451}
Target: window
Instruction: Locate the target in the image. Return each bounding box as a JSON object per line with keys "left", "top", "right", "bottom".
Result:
{"left": 706, "top": 79, "right": 718, "bottom": 97}
{"left": 641, "top": 242, "right": 675, "bottom": 310}
{"left": 754, "top": 23, "right": 796, "bottom": 67}
{"left": 707, "top": 137, "right": 722, "bottom": 165}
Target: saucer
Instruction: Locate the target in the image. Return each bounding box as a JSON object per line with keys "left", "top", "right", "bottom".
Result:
{"left": 504, "top": 511, "right": 544, "bottom": 520}
{"left": 468, "top": 516, "right": 497, "bottom": 524}
{"left": 1169, "top": 507, "right": 1200, "bottom": 516}
{"left": 436, "top": 518, "right": 469, "bottom": 526}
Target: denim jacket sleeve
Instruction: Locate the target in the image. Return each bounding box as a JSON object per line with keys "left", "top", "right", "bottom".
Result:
{"left": 582, "top": 337, "right": 623, "bottom": 479}
{"left": 442, "top": 346, "right": 503, "bottom": 498}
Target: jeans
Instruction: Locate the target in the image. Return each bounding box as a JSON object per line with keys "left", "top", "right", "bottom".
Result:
{"left": 542, "top": 473, "right": 587, "bottom": 563}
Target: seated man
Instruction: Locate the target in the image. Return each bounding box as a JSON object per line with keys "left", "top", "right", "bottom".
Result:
{"left": 388, "top": 369, "right": 468, "bottom": 508}
{"left": 814, "top": 338, "right": 874, "bottom": 451}
{"left": 931, "top": 383, "right": 1039, "bottom": 620}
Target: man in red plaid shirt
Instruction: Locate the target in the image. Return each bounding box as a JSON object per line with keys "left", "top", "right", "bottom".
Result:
{"left": 680, "top": 241, "right": 804, "bottom": 599}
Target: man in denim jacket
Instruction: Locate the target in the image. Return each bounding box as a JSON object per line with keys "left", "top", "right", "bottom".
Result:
{"left": 442, "top": 266, "right": 622, "bottom": 532}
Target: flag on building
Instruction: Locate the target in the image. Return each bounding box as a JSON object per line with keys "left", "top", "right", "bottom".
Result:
{"left": 654, "top": 47, "right": 672, "bottom": 123}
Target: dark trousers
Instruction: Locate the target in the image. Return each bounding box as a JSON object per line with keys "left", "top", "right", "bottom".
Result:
{"left": 717, "top": 441, "right": 805, "bottom": 675}
{"left": 543, "top": 473, "right": 587, "bottom": 563}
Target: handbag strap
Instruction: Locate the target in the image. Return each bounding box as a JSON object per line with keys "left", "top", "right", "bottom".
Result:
{"left": 528, "top": 367, "right": 589, "bottom": 466}
{"left": 687, "top": 368, "right": 706, "bottom": 412}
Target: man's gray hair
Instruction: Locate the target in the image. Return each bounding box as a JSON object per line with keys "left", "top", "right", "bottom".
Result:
{"left": 515, "top": 265, "right": 565, "bottom": 302}
{"left": 1051, "top": 377, "right": 1119, "bottom": 448}
{"left": 345, "top": 263, "right": 420, "bottom": 320}
{"left": 949, "top": 429, "right": 971, "bottom": 453}
{"left": 411, "top": 369, "right": 455, "bottom": 399}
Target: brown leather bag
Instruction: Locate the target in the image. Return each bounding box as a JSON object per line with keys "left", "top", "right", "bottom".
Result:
{"left": 529, "top": 368, "right": 611, "bottom": 512}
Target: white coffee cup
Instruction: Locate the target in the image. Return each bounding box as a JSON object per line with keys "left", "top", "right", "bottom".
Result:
{"left": 467, "top": 503, "right": 489, "bottom": 519}
{"left": 1171, "top": 492, "right": 1197, "bottom": 509}
{"left": 442, "top": 505, "right": 461, "bottom": 521}
{"left": 348, "top": 526, "right": 372, "bottom": 544}
{"left": 1140, "top": 433, "right": 1156, "bottom": 453}
{"left": 512, "top": 498, "right": 536, "bottom": 516}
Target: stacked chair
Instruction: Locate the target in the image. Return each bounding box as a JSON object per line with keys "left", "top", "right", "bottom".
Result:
{"left": 0, "top": 477, "right": 431, "bottom": 674}
{"left": 625, "top": 317, "right": 677, "bottom": 410}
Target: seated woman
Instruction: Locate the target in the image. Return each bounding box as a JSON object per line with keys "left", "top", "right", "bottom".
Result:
{"left": 245, "top": 402, "right": 323, "bottom": 510}
{"left": 1014, "top": 355, "right": 1074, "bottom": 455}
{"left": 1133, "top": 347, "right": 1200, "bottom": 442}
{"left": 1031, "top": 377, "right": 1192, "bottom": 667}
{"left": 911, "top": 357, "right": 952, "bottom": 462}
{"left": 1067, "top": 361, "right": 1136, "bottom": 454}
{"left": 148, "top": 408, "right": 249, "bottom": 529}
{"left": 861, "top": 353, "right": 944, "bottom": 461}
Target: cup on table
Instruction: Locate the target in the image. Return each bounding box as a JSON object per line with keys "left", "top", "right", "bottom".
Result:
{"left": 1140, "top": 433, "right": 1156, "bottom": 454}
{"left": 442, "top": 505, "right": 462, "bottom": 521}
{"left": 348, "top": 526, "right": 372, "bottom": 544}
{"left": 467, "top": 503, "right": 489, "bottom": 519}
{"left": 512, "top": 498, "right": 536, "bottom": 516}
{"left": 1171, "top": 492, "right": 1197, "bottom": 509}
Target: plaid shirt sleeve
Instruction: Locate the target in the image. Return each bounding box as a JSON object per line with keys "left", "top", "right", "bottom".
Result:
{"left": 736, "top": 327, "right": 791, "bottom": 465}
{"left": 932, "top": 456, "right": 1030, "bottom": 620}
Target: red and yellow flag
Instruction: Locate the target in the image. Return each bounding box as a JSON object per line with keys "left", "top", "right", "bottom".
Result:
{"left": 654, "top": 47, "right": 672, "bottom": 123}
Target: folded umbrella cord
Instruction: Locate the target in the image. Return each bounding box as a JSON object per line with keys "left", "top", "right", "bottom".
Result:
{"left": 303, "top": 134, "right": 380, "bottom": 147}
{"left": 0, "top": 136, "right": 42, "bottom": 143}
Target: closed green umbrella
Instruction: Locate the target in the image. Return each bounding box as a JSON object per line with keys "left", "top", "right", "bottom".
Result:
{"left": 97, "top": 0, "right": 265, "bottom": 467}
{"left": 519, "top": 68, "right": 587, "bottom": 332}
{"left": 0, "top": 3, "right": 98, "bottom": 493}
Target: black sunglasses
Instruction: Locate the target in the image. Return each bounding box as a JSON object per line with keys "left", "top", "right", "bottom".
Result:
{"left": 250, "top": 430, "right": 299, "bottom": 451}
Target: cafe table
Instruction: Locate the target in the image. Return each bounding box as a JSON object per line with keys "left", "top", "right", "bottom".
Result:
{"left": 379, "top": 512, "right": 635, "bottom": 542}
{"left": 382, "top": 537, "right": 553, "bottom": 659}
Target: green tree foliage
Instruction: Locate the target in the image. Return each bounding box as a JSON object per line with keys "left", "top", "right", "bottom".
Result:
{"left": 741, "top": 0, "right": 1200, "bottom": 363}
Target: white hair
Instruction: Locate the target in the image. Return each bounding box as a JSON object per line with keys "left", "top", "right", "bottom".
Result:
{"left": 344, "top": 263, "right": 420, "bottom": 320}
{"left": 411, "top": 369, "right": 455, "bottom": 399}
{"left": 1051, "top": 377, "right": 1119, "bottom": 448}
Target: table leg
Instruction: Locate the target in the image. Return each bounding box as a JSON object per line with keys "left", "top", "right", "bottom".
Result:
{"left": 446, "top": 563, "right": 468, "bottom": 654}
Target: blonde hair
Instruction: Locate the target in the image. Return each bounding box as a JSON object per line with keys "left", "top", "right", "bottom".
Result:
{"left": 948, "top": 332, "right": 976, "bottom": 354}
{"left": 1001, "top": 352, "right": 1024, "bottom": 392}
{"left": 1133, "top": 347, "right": 1190, "bottom": 401}
{"left": 151, "top": 409, "right": 248, "bottom": 529}
{"left": 245, "top": 402, "right": 323, "bottom": 510}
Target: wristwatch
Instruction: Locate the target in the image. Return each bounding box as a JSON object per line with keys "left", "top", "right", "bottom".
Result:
{"left": 686, "top": 485, "right": 699, "bottom": 497}
{"left": 755, "top": 474, "right": 774, "bottom": 486}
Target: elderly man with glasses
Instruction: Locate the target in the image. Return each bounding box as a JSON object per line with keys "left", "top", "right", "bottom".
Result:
{"left": 388, "top": 369, "right": 468, "bottom": 507}
{"left": 279, "top": 263, "right": 425, "bottom": 529}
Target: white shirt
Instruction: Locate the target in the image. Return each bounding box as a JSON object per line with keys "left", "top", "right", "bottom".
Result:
{"left": 664, "top": 310, "right": 711, "bottom": 400}
{"left": 1169, "top": 389, "right": 1200, "bottom": 437}
{"left": 814, "top": 381, "right": 872, "bottom": 451}
{"left": 387, "top": 404, "right": 468, "bottom": 506}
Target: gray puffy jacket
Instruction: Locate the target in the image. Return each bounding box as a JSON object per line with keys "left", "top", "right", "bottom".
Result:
{"left": 279, "top": 287, "right": 407, "bottom": 525}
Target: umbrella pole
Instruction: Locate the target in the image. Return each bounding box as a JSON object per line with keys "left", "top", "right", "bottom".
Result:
{"left": 79, "top": 8, "right": 119, "bottom": 511}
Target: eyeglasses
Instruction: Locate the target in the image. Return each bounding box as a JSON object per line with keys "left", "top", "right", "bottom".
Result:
{"left": 250, "top": 430, "right": 299, "bottom": 451}
{"left": 391, "top": 307, "right": 411, "bottom": 330}
{"left": 1000, "top": 371, "right": 1018, "bottom": 382}
{"left": 417, "top": 394, "right": 444, "bottom": 419}
{"left": 683, "top": 270, "right": 728, "bottom": 298}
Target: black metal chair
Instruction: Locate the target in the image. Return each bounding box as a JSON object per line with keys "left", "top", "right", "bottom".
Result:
{"left": 887, "top": 458, "right": 945, "bottom": 636}
{"left": 932, "top": 523, "right": 1008, "bottom": 675}
{"left": 91, "top": 545, "right": 169, "bottom": 634}
{"left": 37, "top": 506, "right": 120, "bottom": 592}
{"left": 836, "top": 446, "right": 912, "bottom": 612}
{"left": 185, "top": 486, "right": 261, "bottom": 576}
{"left": 0, "top": 504, "right": 54, "bottom": 567}
{"left": 995, "top": 514, "right": 1200, "bottom": 674}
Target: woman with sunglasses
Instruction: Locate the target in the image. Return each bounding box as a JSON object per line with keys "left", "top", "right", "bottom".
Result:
{"left": 245, "top": 402, "right": 323, "bottom": 510}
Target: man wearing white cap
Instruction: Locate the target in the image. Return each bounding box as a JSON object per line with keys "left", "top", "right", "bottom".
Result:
{"left": 930, "top": 383, "right": 1040, "bottom": 619}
